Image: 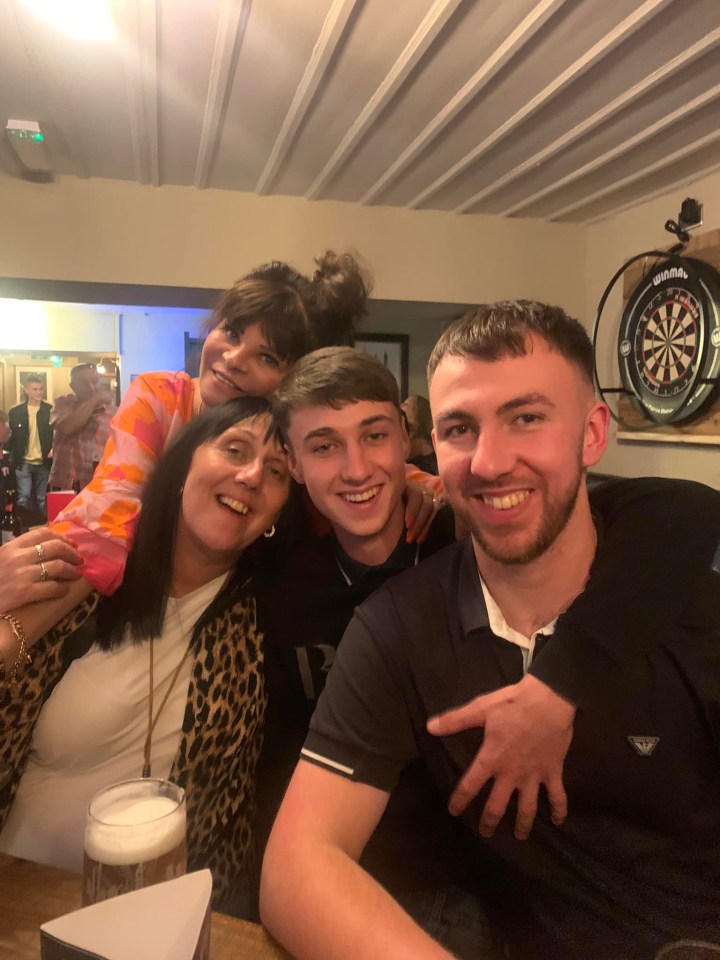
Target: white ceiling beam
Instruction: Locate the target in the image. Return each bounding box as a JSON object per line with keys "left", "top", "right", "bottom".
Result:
{"left": 500, "top": 83, "right": 720, "bottom": 217}
{"left": 456, "top": 27, "right": 720, "bottom": 214}
{"left": 545, "top": 127, "right": 720, "bottom": 221}
{"left": 119, "top": 0, "right": 159, "bottom": 186}
{"left": 584, "top": 158, "right": 720, "bottom": 225}
{"left": 305, "top": 0, "right": 465, "bottom": 201}
{"left": 256, "top": 0, "right": 359, "bottom": 195}
{"left": 408, "top": 0, "right": 670, "bottom": 210}
{"left": 360, "top": 0, "right": 568, "bottom": 206}
{"left": 9, "top": 0, "right": 89, "bottom": 177}
{"left": 194, "top": 0, "right": 252, "bottom": 189}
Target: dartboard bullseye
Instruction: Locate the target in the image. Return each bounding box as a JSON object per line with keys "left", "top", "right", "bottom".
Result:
{"left": 618, "top": 258, "right": 720, "bottom": 424}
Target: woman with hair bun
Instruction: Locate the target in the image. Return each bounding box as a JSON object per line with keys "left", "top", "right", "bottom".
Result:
{"left": 1, "top": 250, "right": 435, "bottom": 645}
{"left": 52, "top": 250, "right": 372, "bottom": 597}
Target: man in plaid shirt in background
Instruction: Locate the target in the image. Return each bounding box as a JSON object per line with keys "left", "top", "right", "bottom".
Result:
{"left": 48, "top": 364, "right": 116, "bottom": 492}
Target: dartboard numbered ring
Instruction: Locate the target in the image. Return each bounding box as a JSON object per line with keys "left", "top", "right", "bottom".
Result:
{"left": 618, "top": 257, "right": 720, "bottom": 424}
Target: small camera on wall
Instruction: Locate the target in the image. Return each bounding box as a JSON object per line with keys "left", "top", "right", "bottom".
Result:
{"left": 665, "top": 196, "right": 703, "bottom": 244}
{"left": 678, "top": 197, "right": 703, "bottom": 231}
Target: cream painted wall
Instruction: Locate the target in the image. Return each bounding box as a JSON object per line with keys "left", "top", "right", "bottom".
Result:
{"left": 0, "top": 174, "right": 586, "bottom": 316}
{"left": 586, "top": 169, "right": 720, "bottom": 490}
{"left": 4, "top": 170, "right": 717, "bottom": 487}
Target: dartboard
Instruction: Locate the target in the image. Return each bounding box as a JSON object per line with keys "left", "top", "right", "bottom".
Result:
{"left": 618, "top": 257, "right": 720, "bottom": 424}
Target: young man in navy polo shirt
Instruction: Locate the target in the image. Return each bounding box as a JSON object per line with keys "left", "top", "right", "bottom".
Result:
{"left": 261, "top": 304, "right": 720, "bottom": 960}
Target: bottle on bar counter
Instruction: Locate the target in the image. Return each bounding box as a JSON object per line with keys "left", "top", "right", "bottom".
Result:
{"left": 2, "top": 487, "right": 22, "bottom": 544}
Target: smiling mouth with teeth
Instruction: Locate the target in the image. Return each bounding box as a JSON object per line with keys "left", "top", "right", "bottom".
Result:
{"left": 217, "top": 494, "right": 249, "bottom": 515}
{"left": 341, "top": 485, "right": 380, "bottom": 504}
{"left": 479, "top": 490, "right": 530, "bottom": 511}
{"left": 213, "top": 370, "right": 243, "bottom": 392}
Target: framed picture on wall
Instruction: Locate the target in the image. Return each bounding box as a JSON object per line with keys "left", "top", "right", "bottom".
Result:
{"left": 184, "top": 332, "right": 205, "bottom": 378}
{"left": 15, "top": 367, "right": 53, "bottom": 405}
{"left": 355, "top": 334, "right": 409, "bottom": 399}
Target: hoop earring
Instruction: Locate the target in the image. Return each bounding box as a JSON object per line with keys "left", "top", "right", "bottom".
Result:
{"left": 263, "top": 525, "right": 276, "bottom": 539}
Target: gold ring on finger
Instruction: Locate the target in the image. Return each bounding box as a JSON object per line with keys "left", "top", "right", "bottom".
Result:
{"left": 35, "top": 543, "right": 45, "bottom": 560}
{"left": 39, "top": 562, "right": 48, "bottom": 582}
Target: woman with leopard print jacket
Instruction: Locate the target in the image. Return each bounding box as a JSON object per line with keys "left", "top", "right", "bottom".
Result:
{"left": 0, "top": 398, "right": 295, "bottom": 911}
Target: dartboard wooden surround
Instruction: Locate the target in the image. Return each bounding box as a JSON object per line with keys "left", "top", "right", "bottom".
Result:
{"left": 616, "top": 229, "right": 720, "bottom": 445}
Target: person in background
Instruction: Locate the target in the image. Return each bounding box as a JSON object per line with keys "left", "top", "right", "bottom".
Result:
{"left": 7, "top": 376, "right": 53, "bottom": 519}
{"left": 402, "top": 394, "right": 438, "bottom": 475}
{"left": 0, "top": 408, "right": 10, "bottom": 455}
{"left": 0, "top": 398, "right": 294, "bottom": 911}
{"left": 48, "top": 364, "right": 116, "bottom": 493}
{"left": 0, "top": 410, "right": 13, "bottom": 514}
{"left": 260, "top": 302, "right": 720, "bottom": 960}
{"left": 0, "top": 409, "right": 11, "bottom": 479}
{"left": 0, "top": 408, "right": 83, "bottom": 608}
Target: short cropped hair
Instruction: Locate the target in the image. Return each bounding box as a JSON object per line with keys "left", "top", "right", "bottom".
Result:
{"left": 24, "top": 374, "right": 44, "bottom": 386}
{"left": 428, "top": 301, "right": 594, "bottom": 385}
{"left": 70, "top": 363, "right": 96, "bottom": 381}
{"left": 272, "top": 346, "right": 400, "bottom": 443}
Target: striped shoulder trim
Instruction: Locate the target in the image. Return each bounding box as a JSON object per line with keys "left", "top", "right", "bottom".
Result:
{"left": 300, "top": 748, "right": 354, "bottom": 778}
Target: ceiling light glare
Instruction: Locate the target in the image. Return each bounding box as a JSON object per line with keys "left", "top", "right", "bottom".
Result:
{"left": 20, "top": 0, "right": 116, "bottom": 42}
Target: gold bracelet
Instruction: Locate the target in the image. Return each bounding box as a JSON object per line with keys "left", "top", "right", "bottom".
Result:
{"left": 0, "top": 613, "right": 31, "bottom": 684}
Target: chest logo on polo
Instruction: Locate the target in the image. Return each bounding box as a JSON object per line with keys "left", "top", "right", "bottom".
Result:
{"left": 628, "top": 735, "right": 659, "bottom": 756}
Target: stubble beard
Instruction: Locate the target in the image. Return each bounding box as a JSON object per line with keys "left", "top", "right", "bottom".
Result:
{"left": 451, "top": 456, "right": 586, "bottom": 567}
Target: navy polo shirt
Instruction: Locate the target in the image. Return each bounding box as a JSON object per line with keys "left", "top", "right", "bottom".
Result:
{"left": 304, "top": 536, "right": 720, "bottom": 960}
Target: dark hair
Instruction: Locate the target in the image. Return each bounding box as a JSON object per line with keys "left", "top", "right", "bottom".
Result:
{"left": 404, "top": 395, "right": 432, "bottom": 443}
{"left": 95, "top": 397, "right": 298, "bottom": 649}
{"left": 70, "top": 363, "right": 96, "bottom": 381}
{"left": 23, "top": 375, "right": 43, "bottom": 387}
{"left": 204, "top": 250, "right": 371, "bottom": 366}
{"left": 427, "top": 301, "right": 594, "bottom": 384}
{"left": 272, "top": 346, "right": 400, "bottom": 443}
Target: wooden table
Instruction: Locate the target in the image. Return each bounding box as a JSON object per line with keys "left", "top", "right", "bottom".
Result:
{"left": 0, "top": 853, "right": 290, "bottom": 959}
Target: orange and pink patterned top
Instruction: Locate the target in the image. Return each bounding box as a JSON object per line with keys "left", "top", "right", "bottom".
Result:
{"left": 51, "top": 369, "right": 443, "bottom": 595}
{"left": 51, "top": 372, "right": 196, "bottom": 595}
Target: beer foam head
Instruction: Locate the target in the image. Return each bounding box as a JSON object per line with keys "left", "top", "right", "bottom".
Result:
{"left": 85, "top": 782, "right": 186, "bottom": 867}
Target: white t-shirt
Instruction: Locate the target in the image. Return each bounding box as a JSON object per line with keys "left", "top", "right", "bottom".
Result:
{"left": 0, "top": 574, "right": 226, "bottom": 872}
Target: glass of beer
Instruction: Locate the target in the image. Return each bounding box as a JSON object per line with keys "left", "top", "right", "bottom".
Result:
{"left": 82, "top": 778, "right": 187, "bottom": 906}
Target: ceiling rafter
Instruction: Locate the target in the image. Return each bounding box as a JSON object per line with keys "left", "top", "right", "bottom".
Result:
{"left": 547, "top": 127, "right": 720, "bottom": 221}
{"left": 304, "top": 0, "right": 464, "bottom": 201}
{"left": 9, "top": 0, "right": 89, "bottom": 178}
{"left": 455, "top": 27, "right": 720, "bottom": 214}
{"left": 501, "top": 82, "right": 720, "bottom": 217}
{"left": 408, "top": 0, "right": 669, "bottom": 210}
{"left": 194, "top": 0, "right": 252, "bottom": 190}
{"left": 585, "top": 158, "right": 720, "bottom": 225}
{"left": 359, "top": 0, "right": 568, "bottom": 206}
{"left": 119, "top": 0, "right": 159, "bottom": 186}
{"left": 256, "top": 0, "right": 359, "bottom": 195}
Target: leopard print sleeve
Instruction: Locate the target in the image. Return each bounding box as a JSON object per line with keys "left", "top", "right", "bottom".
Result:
{"left": 171, "top": 593, "right": 267, "bottom": 909}
{"left": 0, "top": 594, "right": 102, "bottom": 832}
